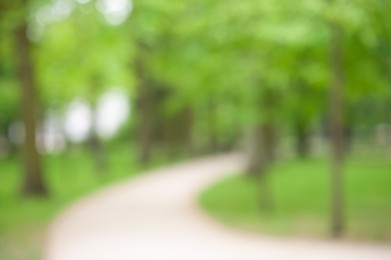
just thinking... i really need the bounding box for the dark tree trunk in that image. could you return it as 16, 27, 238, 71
246, 122, 275, 212
258, 166, 273, 212
343, 124, 353, 154
246, 125, 266, 177
262, 123, 277, 163
246, 88, 278, 212
295, 121, 311, 158
15, 21, 47, 196
135, 54, 154, 165
329, 21, 345, 238
87, 132, 108, 174
182, 107, 194, 156
87, 97, 109, 174
259, 122, 276, 212
207, 99, 219, 153
163, 106, 194, 158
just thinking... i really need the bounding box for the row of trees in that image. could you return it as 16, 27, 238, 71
1, 0, 390, 238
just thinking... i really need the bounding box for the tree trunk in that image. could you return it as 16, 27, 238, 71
246, 125, 266, 177
295, 121, 311, 158
246, 122, 275, 212
262, 123, 277, 163
207, 99, 218, 153
15, 21, 47, 196
87, 132, 108, 174
163, 107, 193, 158
182, 107, 194, 156
87, 96, 109, 174
246, 87, 278, 212
329, 21, 345, 238
135, 54, 153, 165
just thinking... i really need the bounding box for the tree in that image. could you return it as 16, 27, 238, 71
15, 4, 47, 196
328, 18, 345, 237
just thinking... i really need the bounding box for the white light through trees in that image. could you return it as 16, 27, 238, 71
95, 89, 130, 139
76, 0, 90, 4
64, 99, 93, 143
96, 0, 133, 26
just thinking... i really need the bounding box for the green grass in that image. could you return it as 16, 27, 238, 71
200, 155, 391, 242
0, 144, 168, 260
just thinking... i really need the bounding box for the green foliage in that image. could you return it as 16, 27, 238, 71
0, 0, 390, 136
34, 1, 133, 109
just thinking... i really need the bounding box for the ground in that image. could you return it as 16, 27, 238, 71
200, 156, 391, 241
45, 154, 391, 260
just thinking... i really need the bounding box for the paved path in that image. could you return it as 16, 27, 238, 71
45, 154, 391, 260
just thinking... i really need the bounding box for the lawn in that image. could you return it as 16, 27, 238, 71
0, 144, 167, 260
200, 153, 391, 242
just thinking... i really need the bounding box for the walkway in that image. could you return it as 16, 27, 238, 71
45, 154, 391, 260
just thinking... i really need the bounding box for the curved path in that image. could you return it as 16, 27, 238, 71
45, 154, 391, 260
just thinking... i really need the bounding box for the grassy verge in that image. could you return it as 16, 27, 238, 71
0, 144, 169, 260
200, 154, 391, 242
